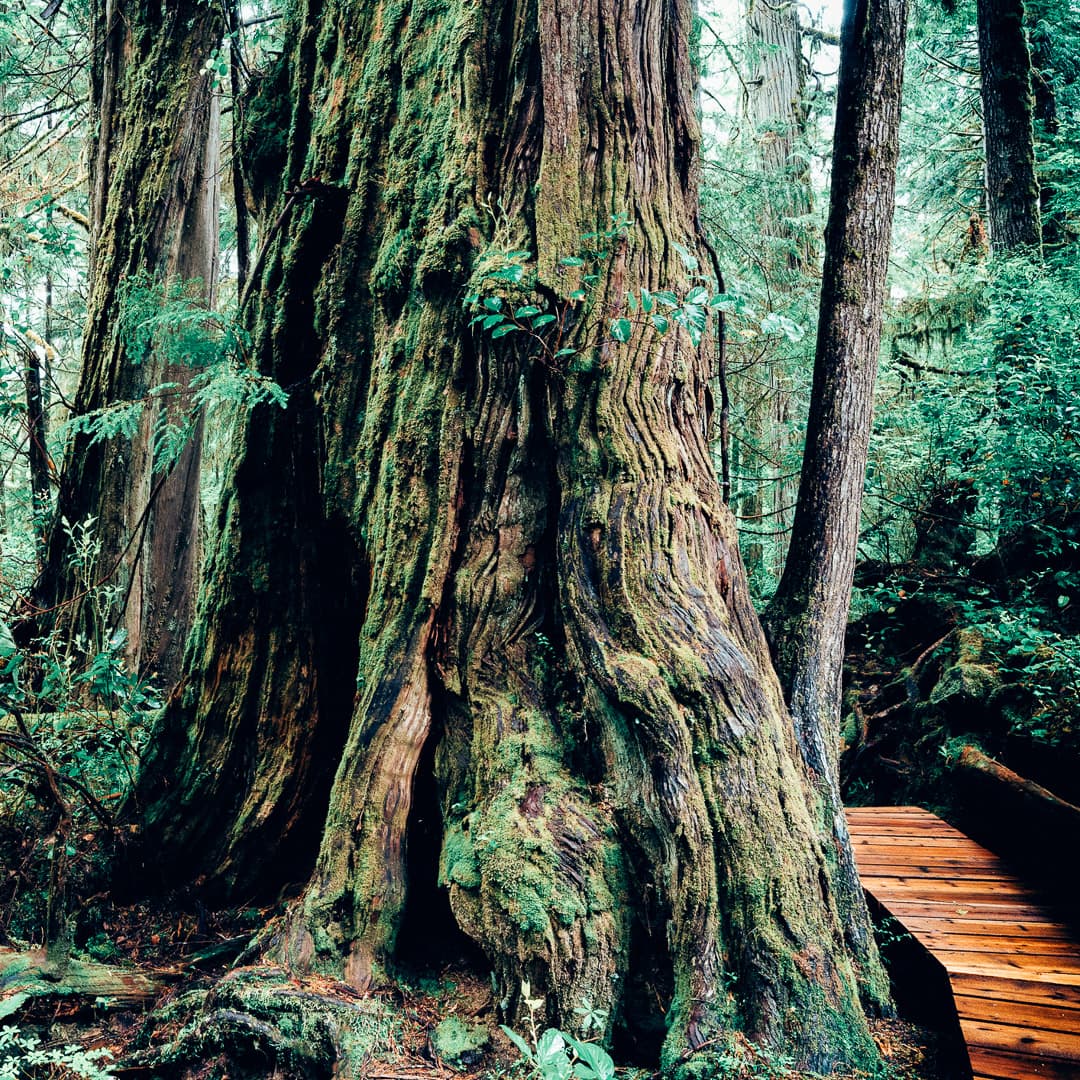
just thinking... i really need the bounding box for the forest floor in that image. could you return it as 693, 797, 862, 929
1, 894, 971, 1080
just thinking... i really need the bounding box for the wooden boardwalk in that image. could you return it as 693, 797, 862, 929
845, 806, 1080, 1080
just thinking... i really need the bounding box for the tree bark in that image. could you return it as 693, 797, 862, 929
32, 0, 221, 684
131, 0, 882, 1071
977, 0, 1042, 253
22, 340, 50, 570
744, 0, 812, 262
735, 0, 811, 580
764, 0, 907, 1011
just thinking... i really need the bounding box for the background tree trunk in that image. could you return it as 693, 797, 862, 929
22, 341, 50, 570
763, 0, 907, 1011
32, 0, 221, 684
735, 0, 811, 581
131, 0, 882, 1071
977, 0, 1042, 253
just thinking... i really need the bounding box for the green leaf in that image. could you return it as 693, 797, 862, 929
492, 265, 525, 284
626, 291, 638, 313
672, 239, 699, 270
554, 348, 577, 358
536, 1030, 573, 1079
482, 313, 506, 329
532, 313, 557, 329
651, 314, 670, 333
559, 256, 585, 267
567, 1038, 615, 1080
640, 289, 654, 313
610, 318, 633, 343
483, 296, 503, 312
490, 323, 517, 339
514, 305, 541, 318
685, 285, 708, 304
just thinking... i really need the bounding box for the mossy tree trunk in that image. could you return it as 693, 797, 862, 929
32, 0, 221, 684
763, 0, 907, 1011
977, 0, 1042, 253
133, 0, 882, 1071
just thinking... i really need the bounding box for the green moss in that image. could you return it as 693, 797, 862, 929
440, 821, 481, 890
431, 1016, 489, 1067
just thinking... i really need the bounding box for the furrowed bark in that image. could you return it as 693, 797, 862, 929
132, 0, 883, 1070
764, 0, 907, 1011
31, 0, 222, 685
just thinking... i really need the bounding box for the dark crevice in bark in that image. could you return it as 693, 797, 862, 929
610, 848, 675, 1068
397, 709, 484, 972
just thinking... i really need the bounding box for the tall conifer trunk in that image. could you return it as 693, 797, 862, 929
33, 0, 221, 684
736, 0, 811, 579
764, 0, 907, 1011
133, 0, 882, 1070
977, 0, 1042, 253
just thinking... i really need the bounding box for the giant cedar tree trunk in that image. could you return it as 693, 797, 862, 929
764, 0, 906, 1011
977, 0, 1042, 252
132, 0, 881, 1070
33, 0, 221, 684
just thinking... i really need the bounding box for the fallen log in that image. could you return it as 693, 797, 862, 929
0, 948, 162, 1019
953, 743, 1080, 829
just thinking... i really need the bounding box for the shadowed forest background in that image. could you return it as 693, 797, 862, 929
1, 0, 1079, 1076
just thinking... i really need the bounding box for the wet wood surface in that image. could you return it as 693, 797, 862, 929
846, 805, 1080, 1080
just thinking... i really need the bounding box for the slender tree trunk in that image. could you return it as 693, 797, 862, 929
23, 343, 50, 570
977, 0, 1042, 253
32, 0, 221, 682
764, 0, 907, 1011
131, 0, 882, 1071
734, 0, 810, 581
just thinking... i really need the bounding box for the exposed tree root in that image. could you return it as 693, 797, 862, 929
123, 967, 394, 1079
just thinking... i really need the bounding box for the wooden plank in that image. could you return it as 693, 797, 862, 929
881, 898, 1067, 924
941, 963, 1080, 989
967, 1046, 1080, 1080
914, 934, 1080, 957
855, 856, 1006, 870
878, 899, 1066, 921
951, 972, 1080, 1011
961, 1018, 1080, 1061
865, 880, 1042, 902
846, 807, 957, 820
898, 917, 1076, 941
851, 832, 993, 847
849, 823, 963, 837
842, 812, 954, 820
954, 995, 1080, 1035
848, 808, 1080, 1079
858, 865, 1018, 882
